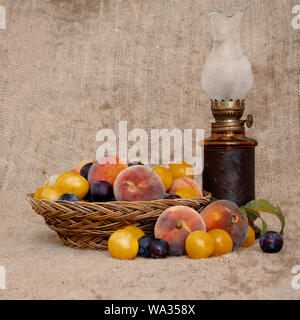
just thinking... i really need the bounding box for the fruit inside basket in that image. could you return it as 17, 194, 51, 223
28, 156, 212, 249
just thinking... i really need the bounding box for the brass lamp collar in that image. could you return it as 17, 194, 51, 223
211, 99, 253, 133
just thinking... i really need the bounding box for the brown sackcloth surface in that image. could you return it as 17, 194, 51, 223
0, 0, 299, 299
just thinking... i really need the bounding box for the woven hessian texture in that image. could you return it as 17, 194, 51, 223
0, 0, 299, 299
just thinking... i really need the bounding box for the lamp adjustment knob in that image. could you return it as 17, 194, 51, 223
245, 114, 253, 128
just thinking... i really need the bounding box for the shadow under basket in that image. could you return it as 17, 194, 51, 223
26, 191, 212, 250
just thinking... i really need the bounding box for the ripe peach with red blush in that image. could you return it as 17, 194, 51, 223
169, 177, 203, 197
88, 155, 127, 187
200, 200, 248, 249
154, 205, 206, 256
113, 166, 166, 201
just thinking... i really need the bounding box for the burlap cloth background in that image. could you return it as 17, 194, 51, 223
0, 0, 299, 299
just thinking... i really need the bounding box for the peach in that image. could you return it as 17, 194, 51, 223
169, 177, 203, 197
154, 206, 206, 256
200, 200, 248, 249
113, 166, 165, 201
88, 155, 127, 187
72, 160, 92, 175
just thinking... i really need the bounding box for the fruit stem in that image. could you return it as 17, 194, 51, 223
232, 214, 238, 223
176, 221, 183, 229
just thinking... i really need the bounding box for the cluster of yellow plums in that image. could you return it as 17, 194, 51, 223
185, 226, 255, 259
107, 224, 255, 260
34, 171, 89, 201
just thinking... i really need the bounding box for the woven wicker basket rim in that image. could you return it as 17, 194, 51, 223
26, 191, 212, 250
26, 191, 211, 205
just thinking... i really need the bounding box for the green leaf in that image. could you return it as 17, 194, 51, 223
240, 206, 267, 236
244, 199, 285, 235
240, 206, 257, 222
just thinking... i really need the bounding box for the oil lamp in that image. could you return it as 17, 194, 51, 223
201, 8, 257, 206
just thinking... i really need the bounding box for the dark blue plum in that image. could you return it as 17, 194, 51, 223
58, 193, 79, 202
164, 194, 181, 199
91, 180, 114, 202
149, 238, 169, 258
128, 161, 144, 167
80, 162, 93, 180
259, 231, 283, 253
138, 235, 154, 258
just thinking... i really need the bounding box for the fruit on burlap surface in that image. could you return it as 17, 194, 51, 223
154, 205, 206, 256
200, 200, 248, 249
108, 229, 139, 260
185, 231, 214, 259
241, 225, 256, 248
123, 226, 145, 240
208, 229, 233, 256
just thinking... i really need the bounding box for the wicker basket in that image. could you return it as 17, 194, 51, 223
26, 191, 212, 250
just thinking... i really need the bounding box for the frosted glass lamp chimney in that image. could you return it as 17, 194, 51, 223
201, 9, 253, 102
